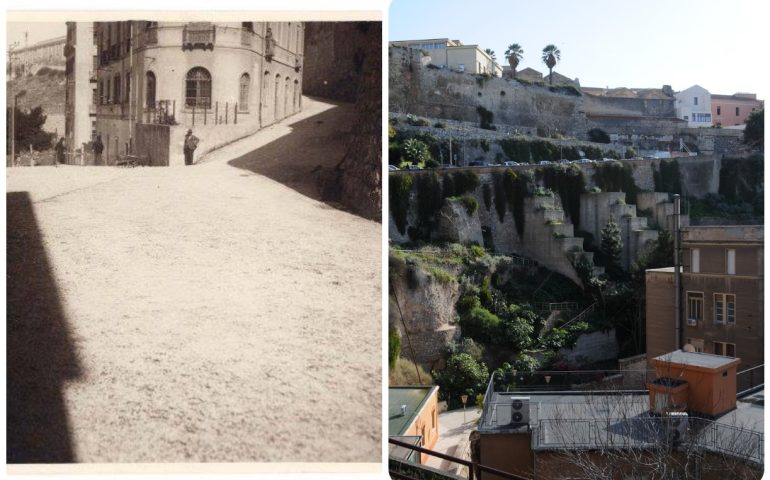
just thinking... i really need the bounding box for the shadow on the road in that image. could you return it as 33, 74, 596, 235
7, 192, 82, 463
227, 101, 355, 203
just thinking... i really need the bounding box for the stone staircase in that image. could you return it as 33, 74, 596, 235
580, 192, 662, 270
521, 195, 604, 285
636, 192, 691, 233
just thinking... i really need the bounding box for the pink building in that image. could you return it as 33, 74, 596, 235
710, 93, 763, 127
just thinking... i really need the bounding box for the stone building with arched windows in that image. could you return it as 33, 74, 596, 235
88, 21, 304, 166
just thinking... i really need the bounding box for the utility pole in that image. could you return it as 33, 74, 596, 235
673, 194, 682, 350
448, 128, 453, 166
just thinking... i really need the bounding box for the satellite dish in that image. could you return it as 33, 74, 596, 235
683, 344, 696, 353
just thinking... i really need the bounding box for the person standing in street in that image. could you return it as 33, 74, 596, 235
184, 129, 199, 166
94, 134, 104, 166
55, 138, 65, 165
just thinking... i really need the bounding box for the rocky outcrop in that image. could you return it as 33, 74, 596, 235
389, 259, 461, 367
434, 199, 484, 245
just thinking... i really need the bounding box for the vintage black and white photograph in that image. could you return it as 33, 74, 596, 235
6, 12, 382, 467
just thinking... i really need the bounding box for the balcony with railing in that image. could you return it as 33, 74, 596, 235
182, 23, 215, 51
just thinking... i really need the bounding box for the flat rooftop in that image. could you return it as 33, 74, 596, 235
389, 386, 437, 436
654, 350, 740, 370
682, 225, 764, 243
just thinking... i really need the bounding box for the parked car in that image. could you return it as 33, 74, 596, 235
388, 165, 400, 171
405, 164, 422, 170
469, 161, 485, 167
577, 159, 593, 164
503, 161, 520, 166
538, 160, 553, 165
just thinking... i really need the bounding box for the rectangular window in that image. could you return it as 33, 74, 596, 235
684, 115, 689, 121
687, 292, 703, 325
714, 341, 736, 357
727, 249, 736, 274
694, 97, 698, 105
717, 106, 721, 115
691, 248, 700, 273
736, 107, 740, 116
113, 74, 121, 104
714, 293, 736, 324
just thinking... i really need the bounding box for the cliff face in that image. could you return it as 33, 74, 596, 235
313, 22, 382, 220
389, 258, 460, 367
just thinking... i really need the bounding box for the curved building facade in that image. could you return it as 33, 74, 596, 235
91, 21, 304, 166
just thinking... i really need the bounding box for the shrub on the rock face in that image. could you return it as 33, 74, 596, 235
587, 128, 611, 144
389, 174, 413, 235
432, 353, 489, 403
388, 328, 401, 369
460, 306, 500, 344
448, 195, 479, 216
402, 138, 432, 165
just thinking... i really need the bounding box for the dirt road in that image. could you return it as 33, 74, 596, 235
6, 98, 381, 463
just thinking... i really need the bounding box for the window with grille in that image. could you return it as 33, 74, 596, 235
113, 74, 121, 104
239, 73, 250, 111
687, 292, 703, 325
714, 293, 736, 324
185, 67, 211, 108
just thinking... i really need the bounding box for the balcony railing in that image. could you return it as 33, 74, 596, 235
183, 24, 215, 51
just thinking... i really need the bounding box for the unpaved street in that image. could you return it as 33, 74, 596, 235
6, 98, 381, 463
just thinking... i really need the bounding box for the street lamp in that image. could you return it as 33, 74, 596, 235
11, 89, 27, 167
461, 394, 469, 423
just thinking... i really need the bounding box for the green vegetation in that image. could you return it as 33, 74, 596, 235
505, 43, 524, 78
593, 161, 639, 203
405, 114, 430, 127
402, 138, 432, 166
476, 106, 496, 130
390, 357, 433, 386
625, 147, 638, 159
6, 106, 55, 154
718, 156, 764, 217
389, 174, 413, 235
388, 328, 401, 369
541, 44, 561, 85
448, 195, 479, 216
538, 163, 586, 228
587, 128, 611, 144
653, 159, 681, 194
482, 183, 492, 211
432, 353, 489, 407
600, 215, 623, 271
743, 109, 763, 149
688, 193, 761, 221
491, 169, 530, 235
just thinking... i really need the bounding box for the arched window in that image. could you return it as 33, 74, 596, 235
146, 71, 156, 108
185, 67, 211, 108
239, 73, 250, 111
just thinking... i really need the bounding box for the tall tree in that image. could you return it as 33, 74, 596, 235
483, 48, 496, 62
743, 108, 764, 150
541, 44, 561, 85
505, 43, 524, 78
601, 215, 623, 268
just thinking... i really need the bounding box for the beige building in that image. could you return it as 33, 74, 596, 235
389, 38, 502, 76
645, 225, 763, 391
89, 21, 304, 166
64, 22, 97, 163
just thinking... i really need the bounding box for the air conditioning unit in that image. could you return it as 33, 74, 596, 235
508, 396, 530, 426
664, 411, 688, 444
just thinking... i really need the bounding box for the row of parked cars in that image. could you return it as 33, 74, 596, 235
389, 158, 626, 171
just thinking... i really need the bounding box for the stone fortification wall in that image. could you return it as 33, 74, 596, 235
558, 329, 619, 364
583, 93, 676, 118
389, 46, 589, 138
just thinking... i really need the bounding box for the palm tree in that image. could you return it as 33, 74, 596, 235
541, 44, 561, 85
504, 43, 524, 78
484, 48, 496, 62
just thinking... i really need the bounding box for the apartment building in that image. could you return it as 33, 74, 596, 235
710, 93, 764, 127
88, 21, 303, 166
674, 84, 712, 127
389, 38, 502, 76
646, 226, 764, 379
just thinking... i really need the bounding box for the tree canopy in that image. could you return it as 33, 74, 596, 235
541, 44, 561, 85
743, 108, 764, 150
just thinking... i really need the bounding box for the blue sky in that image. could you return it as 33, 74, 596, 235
390, 0, 769, 99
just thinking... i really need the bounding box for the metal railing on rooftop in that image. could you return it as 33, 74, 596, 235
531, 416, 763, 465
388, 437, 531, 480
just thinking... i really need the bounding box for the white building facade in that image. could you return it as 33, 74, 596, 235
675, 84, 712, 127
